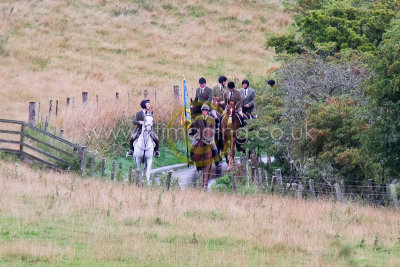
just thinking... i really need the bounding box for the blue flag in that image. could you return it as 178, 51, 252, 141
183, 76, 191, 128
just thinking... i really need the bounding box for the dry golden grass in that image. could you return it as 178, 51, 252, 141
0, 0, 290, 127
0, 160, 399, 266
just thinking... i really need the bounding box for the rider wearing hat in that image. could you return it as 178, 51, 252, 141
212, 75, 227, 111
223, 81, 246, 126
240, 79, 256, 118
194, 77, 220, 119
188, 104, 218, 161
127, 99, 160, 157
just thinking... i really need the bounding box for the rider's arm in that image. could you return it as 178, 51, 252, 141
206, 88, 213, 102
246, 90, 255, 108
194, 88, 199, 101
133, 112, 144, 126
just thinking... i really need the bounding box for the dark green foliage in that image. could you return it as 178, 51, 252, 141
266, 35, 304, 54
366, 18, 400, 177
266, 0, 400, 55
298, 97, 376, 183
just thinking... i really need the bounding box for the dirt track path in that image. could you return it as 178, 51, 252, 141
151, 156, 271, 189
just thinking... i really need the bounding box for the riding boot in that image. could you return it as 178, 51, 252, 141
127, 136, 137, 157
150, 131, 160, 157
237, 113, 247, 127
130, 138, 134, 152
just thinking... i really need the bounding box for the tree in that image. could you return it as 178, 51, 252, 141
266, 0, 399, 55
366, 18, 400, 178
275, 52, 372, 182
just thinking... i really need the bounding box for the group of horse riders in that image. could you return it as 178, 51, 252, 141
189, 76, 260, 162
126, 76, 272, 160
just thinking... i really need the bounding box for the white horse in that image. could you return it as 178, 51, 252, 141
134, 113, 154, 185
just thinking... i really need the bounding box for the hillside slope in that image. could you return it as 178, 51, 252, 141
0, 0, 290, 120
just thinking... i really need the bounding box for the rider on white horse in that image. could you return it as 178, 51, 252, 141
127, 99, 160, 158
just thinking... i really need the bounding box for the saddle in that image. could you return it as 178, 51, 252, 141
222, 112, 246, 127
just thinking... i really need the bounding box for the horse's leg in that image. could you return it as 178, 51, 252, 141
134, 155, 142, 185
223, 129, 230, 165
228, 136, 236, 169
145, 156, 153, 186
203, 164, 211, 191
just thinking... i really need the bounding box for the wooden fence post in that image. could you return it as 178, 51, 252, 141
55, 100, 59, 116
368, 179, 374, 202
101, 158, 105, 178
110, 161, 115, 180
166, 170, 172, 190
44, 116, 49, 131
80, 146, 87, 176
275, 169, 283, 193
334, 179, 343, 203
257, 168, 263, 189
129, 166, 133, 183
251, 166, 256, 184
66, 98, 70, 109
37, 102, 41, 122
240, 154, 248, 179
19, 124, 25, 155
135, 170, 141, 186
60, 129, 64, 138
40, 115, 44, 129
118, 162, 123, 180
116, 92, 119, 102
390, 183, 398, 210
232, 173, 236, 193
309, 179, 316, 200
296, 182, 303, 199
263, 170, 268, 188
49, 100, 53, 122
174, 86, 179, 99
271, 176, 276, 192
28, 102, 36, 125
82, 92, 88, 104
91, 154, 96, 177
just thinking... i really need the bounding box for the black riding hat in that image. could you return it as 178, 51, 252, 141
267, 79, 275, 86
199, 77, 206, 84
242, 79, 249, 86
227, 81, 235, 89
218, 76, 227, 83
140, 99, 150, 109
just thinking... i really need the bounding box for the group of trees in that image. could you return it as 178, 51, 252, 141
252, 0, 400, 186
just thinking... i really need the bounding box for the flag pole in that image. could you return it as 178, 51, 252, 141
183, 76, 190, 167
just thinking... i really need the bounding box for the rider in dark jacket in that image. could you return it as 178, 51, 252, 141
127, 99, 160, 157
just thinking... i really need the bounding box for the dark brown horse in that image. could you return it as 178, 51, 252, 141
221, 102, 245, 170
190, 100, 223, 160
188, 118, 214, 189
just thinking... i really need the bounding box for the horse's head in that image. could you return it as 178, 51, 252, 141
225, 101, 236, 117
212, 97, 221, 107
143, 112, 154, 132
190, 99, 202, 119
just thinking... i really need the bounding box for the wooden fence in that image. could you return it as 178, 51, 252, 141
0, 118, 81, 171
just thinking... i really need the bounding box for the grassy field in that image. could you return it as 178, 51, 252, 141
0, 0, 289, 123
0, 160, 399, 266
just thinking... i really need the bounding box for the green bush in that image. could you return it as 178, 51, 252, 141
266, 0, 400, 55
